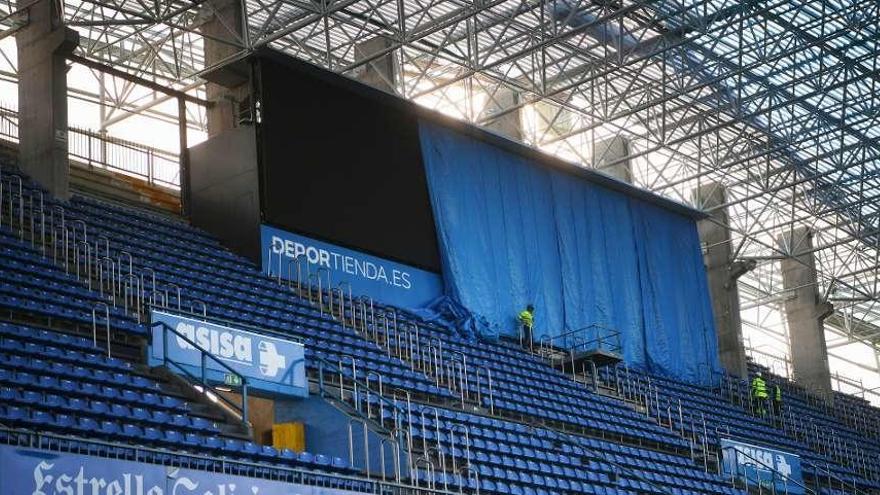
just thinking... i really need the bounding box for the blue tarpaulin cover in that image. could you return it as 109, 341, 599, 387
419, 121, 720, 384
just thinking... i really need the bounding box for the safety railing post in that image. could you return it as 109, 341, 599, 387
449, 424, 471, 475
162, 324, 169, 368
476, 366, 494, 414
265, 246, 275, 278
98, 257, 116, 304
318, 360, 326, 397
122, 273, 142, 323
141, 267, 157, 305
365, 371, 384, 421
347, 418, 370, 479
74, 240, 93, 290
201, 352, 207, 385
379, 436, 401, 483
165, 283, 182, 311
190, 299, 207, 317
338, 355, 358, 408
241, 382, 249, 425
92, 302, 111, 356
414, 456, 435, 490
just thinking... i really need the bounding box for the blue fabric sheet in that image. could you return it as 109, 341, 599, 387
419, 121, 721, 384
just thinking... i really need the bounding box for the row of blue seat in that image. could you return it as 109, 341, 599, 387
607, 366, 879, 489
2, 164, 872, 495
59, 187, 751, 494
0, 404, 351, 473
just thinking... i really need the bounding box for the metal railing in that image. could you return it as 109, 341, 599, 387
802, 458, 872, 495
0, 104, 180, 188
538, 419, 676, 495
314, 355, 481, 494
151, 320, 250, 427
537, 323, 623, 357
717, 373, 880, 481
604, 367, 719, 472
316, 356, 410, 481
277, 265, 496, 413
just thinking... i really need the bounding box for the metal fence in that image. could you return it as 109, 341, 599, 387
0, 104, 180, 189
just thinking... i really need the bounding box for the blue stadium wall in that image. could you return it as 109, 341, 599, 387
194, 49, 721, 385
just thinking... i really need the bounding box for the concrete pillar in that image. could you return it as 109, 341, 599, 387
202, 0, 250, 137
593, 136, 632, 182
778, 226, 833, 396
354, 37, 398, 94
15, 0, 79, 198
483, 86, 522, 141
694, 182, 751, 378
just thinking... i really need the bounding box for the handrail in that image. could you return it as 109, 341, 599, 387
91, 302, 110, 357
122, 273, 142, 323
97, 256, 116, 300
379, 435, 403, 483
413, 456, 436, 490
474, 365, 495, 414
457, 465, 480, 495
348, 418, 371, 478
74, 239, 93, 289
544, 323, 618, 343
537, 418, 676, 494
315, 355, 403, 432
164, 283, 183, 311
801, 458, 872, 495
141, 267, 157, 304
95, 234, 111, 259
1, 106, 178, 188
151, 320, 250, 427
539, 323, 623, 355
313, 356, 423, 483
720, 444, 816, 495
716, 372, 875, 482
190, 299, 208, 317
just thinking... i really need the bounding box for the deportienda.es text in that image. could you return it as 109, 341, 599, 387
271, 236, 411, 289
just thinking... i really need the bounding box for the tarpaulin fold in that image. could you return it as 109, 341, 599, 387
419, 121, 721, 384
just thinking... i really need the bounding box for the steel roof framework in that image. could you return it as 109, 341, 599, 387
2, 0, 880, 387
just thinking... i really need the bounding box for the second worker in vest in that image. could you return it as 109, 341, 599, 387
771, 383, 783, 418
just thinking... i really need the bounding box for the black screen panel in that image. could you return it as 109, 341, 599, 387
257, 54, 441, 271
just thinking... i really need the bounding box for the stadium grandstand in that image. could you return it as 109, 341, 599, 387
1, 0, 880, 494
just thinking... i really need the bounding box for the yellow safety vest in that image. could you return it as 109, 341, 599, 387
518, 310, 534, 327
751, 377, 768, 399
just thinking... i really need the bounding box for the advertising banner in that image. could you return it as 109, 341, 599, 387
0, 445, 366, 495
150, 310, 307, 398
261, 224, 443, 309
1, 446, 167, 495
720, 438, 804, 495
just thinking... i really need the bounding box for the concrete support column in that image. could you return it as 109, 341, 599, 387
778, 227, 833, 396
354, 36, 398, 94
202, 0, 249, 137
15, 0, 79, 198
593, 136, 632, 183
483, 86, 522, 141
694, 182, 751, 378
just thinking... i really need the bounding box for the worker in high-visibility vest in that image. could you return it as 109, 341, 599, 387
517, 305, 535, 350
772, 383, 783, 417
751, 372, 769, 417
